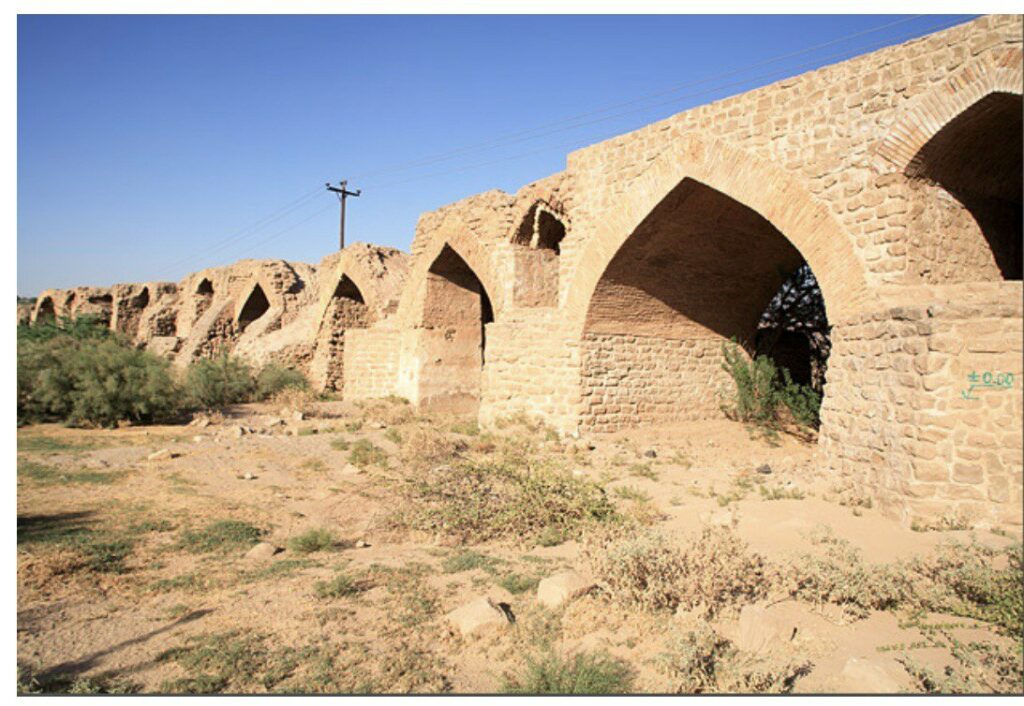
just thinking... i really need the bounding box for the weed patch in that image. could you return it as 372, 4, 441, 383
179, 520, 264, 554
502, 651, 634, 694
390, 460, 617, 545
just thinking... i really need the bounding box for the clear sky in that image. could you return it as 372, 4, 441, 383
17, 13, 976, 296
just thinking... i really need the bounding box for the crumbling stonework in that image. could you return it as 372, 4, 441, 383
27, 15, 1023, 529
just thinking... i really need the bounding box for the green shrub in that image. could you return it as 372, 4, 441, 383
720, 341, 821, 431
910, 541, 1023, 637
254, 364, 308, 400
18, 331, 180, 427
286, 528, 337, 554
314, 572, 368, 599
502, 651, 634, 694
179, 520, 264, 553
782, 528, 910, 619
184, 355, 256, 409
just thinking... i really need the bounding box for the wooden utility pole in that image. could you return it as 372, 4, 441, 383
325, 180, 361, 250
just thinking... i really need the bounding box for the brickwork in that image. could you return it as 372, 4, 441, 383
343, 327, 403, 400
580, 334, 731, 432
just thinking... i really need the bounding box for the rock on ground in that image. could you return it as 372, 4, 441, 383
245, 542, 281, 562
445, 597, 512, 638
838, 656, 905, 693
536, 571, 595, 609
734, 603, 797, 654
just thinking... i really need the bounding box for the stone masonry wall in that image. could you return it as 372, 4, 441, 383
343, 327, 402, 400
821, 283, 1023, 528
479, 313, 582, 432
579, 334, 732, 433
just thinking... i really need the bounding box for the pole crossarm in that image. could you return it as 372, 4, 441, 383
325, 180, 361, 250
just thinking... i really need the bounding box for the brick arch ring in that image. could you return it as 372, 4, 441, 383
561, 132, 872, 336
234, 276, 280, 323
313, 255, 383, 325
872, 47, 1023, 174
395, 227, 503, 327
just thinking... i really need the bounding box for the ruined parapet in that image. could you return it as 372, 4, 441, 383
176, 259, 318, 368
69, 287, 114, 326
111, 282, 178, 342
17, 301, 33, 326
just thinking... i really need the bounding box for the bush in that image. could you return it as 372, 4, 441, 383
184, 355, 256, 409
502, 651, 634, 694
255, 364, 308, 401
659, 626, 810, 694
583, 526, 770, 616
286, 528, 337, 554
720, 341, 821, 431
391, 459, 618, 545
781, 528, 910, 619
18, 328, 180, 427
909, 541, 1023, 637
314, 572, 369, 599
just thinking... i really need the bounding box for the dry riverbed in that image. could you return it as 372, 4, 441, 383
16, 398, 1023, 694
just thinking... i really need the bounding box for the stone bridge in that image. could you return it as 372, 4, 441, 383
29, 15, 1023, 528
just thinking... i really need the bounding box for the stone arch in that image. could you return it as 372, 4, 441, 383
414, 243, 495, 414
237, 283, 271, 333
875, 51, 1023, 281
397, 228, 502, 328
34, 296, 56, 324
873, 48, 1023, 173
309, 271, 375, 392
510, 200, 569, 308
566, 133, 867, 433
63, 291, 77, 319
194, 277, 215, 322
564, 133, 869, 334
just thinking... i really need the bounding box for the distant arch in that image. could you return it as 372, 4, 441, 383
874, 48, 1023, 173
237, 283, 270, 332
35, 297, 55, 324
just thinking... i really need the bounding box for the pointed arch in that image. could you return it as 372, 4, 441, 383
564, 132, 870, 335
413, 243, 495, 414
237, 283, 270, 332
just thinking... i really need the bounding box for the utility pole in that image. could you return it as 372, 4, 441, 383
325, 180, 361, 250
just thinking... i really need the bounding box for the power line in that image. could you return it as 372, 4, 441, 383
154, 186, 325, 279
363, 14, 973, 191
349, 14, 946, 183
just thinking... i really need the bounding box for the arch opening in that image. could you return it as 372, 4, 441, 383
419, 244, 493, 414
512, 203, 566, 307
238, 284, 270, 333
36, 297, 56, 325
313, 275, 373, 392
194, 278, 215, 321
581, 178, 830, 432
908, 92, 1023, 280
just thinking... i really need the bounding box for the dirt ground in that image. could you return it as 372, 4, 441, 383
16, 399, 1023, 694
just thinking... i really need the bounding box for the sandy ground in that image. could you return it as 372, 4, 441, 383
16, 400, 1021, 694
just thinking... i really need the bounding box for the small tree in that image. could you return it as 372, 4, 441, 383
720, 341, 821, 433
184, 354, 256, 410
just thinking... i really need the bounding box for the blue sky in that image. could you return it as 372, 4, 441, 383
17, 14, 974, 295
